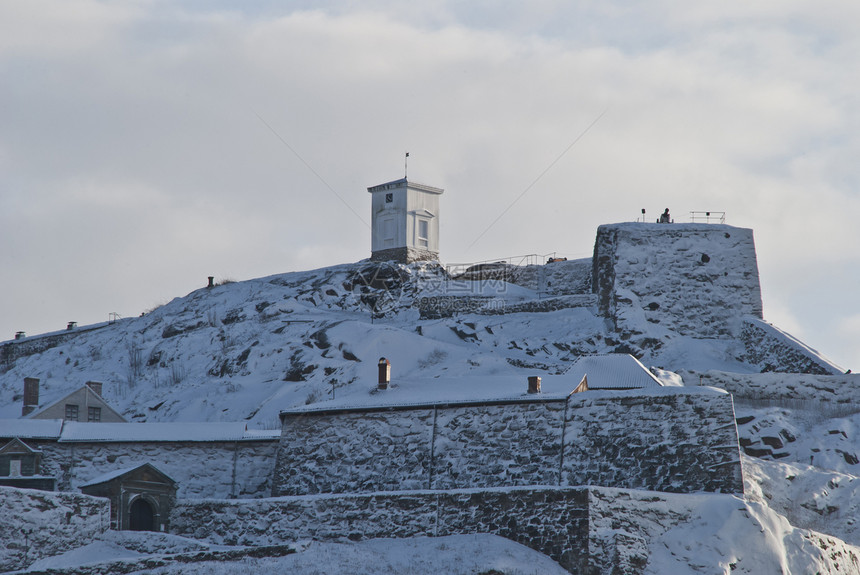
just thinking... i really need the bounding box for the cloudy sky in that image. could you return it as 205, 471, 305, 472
1, 1, 857, 370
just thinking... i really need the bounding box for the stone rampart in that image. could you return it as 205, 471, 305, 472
0, 485, 109, 571
35, 439, 277, 499
273, 388, 744, 497
171, 487, 590, 574
739, 318, 843, 375
592, 223, 763, 338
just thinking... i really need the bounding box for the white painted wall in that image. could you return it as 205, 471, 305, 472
369, 179, 442, 254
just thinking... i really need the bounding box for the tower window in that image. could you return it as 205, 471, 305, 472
418, 219, 429, 248
385, 193, 393, 203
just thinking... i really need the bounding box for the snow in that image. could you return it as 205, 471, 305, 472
58, 421, 251, 442
0, 418, 63, 439
78, 463, 173, 488
2, 225, 858, 573
563, 353, 663, 389
14, 534, 571, 575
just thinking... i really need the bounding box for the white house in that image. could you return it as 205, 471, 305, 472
368, 178, 443, 263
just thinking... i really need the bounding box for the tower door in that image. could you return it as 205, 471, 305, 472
129, 497, 155, 531
381, 217, 395, 248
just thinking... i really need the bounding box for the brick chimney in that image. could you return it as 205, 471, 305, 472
527, 376, 541, 394
22, 377, 39, 416
378, 357, 391, 390
86, 381, 103, 397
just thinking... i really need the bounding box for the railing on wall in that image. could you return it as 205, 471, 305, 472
446, 253, 559, 276
689, 211, 726, 224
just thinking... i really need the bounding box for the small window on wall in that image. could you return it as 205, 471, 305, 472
417, 219, 429, 248
65, 404, 79, 421
88, 407, 101, 422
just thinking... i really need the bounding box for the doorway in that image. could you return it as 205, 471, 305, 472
129, 497, 155, 531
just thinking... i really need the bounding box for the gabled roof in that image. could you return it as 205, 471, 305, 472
564, 354, 663, 390
25, 384, 127, 422
0, 437, 41, 454
79, 462, 176, 488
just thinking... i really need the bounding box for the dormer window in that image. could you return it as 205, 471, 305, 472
65, 404, 79, 421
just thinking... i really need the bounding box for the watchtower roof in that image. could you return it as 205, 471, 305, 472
367, 178, 444, 195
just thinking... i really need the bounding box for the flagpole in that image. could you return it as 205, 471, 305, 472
404, 152, 409, 179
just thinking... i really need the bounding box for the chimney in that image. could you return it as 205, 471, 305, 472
86, 381, 103, 397
527, 376, 541, 394
378, 357, 391, 390
22, 377, 39, 416
208, 276, 215, 288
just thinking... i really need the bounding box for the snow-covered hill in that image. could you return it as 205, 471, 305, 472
3, 223, 857, 574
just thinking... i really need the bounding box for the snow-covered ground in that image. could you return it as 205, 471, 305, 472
2, 251, 857, 573
20, 533, 572, 575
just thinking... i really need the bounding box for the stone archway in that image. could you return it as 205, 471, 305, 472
129, 497, 155, 531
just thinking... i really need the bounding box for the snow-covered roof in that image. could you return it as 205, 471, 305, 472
78, 462, 175, 488
564, 354, 663, 390
0, 419, 280, 442
282, 375, 572, 416
59, 421, 260, 443
0, 418, 63, 439
282, 355, 667, 417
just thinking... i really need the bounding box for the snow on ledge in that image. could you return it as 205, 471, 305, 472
59, 421, 270, 443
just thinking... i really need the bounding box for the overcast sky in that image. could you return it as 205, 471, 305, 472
1, 1, 857, 370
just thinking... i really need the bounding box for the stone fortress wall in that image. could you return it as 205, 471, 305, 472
592, 223, 764, 339
13, 438, 278, 499
272, 388, 744, 497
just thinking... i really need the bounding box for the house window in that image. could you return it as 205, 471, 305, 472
9, 460, 21, 477
88, 407, 101, 423
65, 404, 79, 421
417, 219, 429, 248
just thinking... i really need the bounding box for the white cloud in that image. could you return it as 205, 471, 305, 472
0, 2, 857, 369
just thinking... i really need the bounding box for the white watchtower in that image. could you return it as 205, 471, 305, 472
368, 178, 444, 263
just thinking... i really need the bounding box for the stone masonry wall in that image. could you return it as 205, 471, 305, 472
562, 392, 744, 493
37, 440, 278, 499
171, 487, 590, 574
273, 389, 744, 497
0, 485, 109, 572
274, 410, 435, 496
592, 223, 763, 338
739, 318, 843, 375
431, 401, 565, 489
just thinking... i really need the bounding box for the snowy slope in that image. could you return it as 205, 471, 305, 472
2, 252, 857, 574
0, 257, 816, 427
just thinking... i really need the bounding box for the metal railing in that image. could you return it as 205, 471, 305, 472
689, 211, 726, 224
446, 253, 559, 276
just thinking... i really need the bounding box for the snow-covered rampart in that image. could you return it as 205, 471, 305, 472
739, 317, 844, 374
171, 486, 591, 574
592, 223, 763, 338
0, 485, 109, 572
273, 388, 743, 497
31, 439, 278, 499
